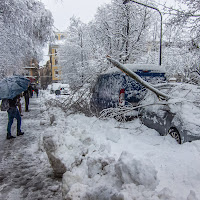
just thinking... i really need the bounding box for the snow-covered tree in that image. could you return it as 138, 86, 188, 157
59, 17, 87, 87
59, 16, 109, 89
0, 0, 54, 78
164, 0, 199, 44
90, 0, 153, 63
158, 0, 200, 82
59, 0, 154, 88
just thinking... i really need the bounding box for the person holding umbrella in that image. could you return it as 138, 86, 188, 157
7, 95, 24, 139
0, 75, 30, 139
16, 94, 23, 116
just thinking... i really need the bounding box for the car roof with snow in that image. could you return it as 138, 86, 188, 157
154, 83, 200, 101
104, 64, 166, 74
50, 83, 70, 90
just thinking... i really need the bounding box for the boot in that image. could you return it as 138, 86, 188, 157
7, 134, 16, 140
17, 131, 24, 136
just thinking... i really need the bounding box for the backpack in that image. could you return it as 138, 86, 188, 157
1, 99, 10, 111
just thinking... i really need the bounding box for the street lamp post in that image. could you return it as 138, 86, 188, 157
123, 0, 163, 66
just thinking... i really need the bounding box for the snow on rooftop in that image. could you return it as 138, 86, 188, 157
53, 39, 66, 46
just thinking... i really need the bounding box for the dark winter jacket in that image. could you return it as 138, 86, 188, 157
8, 95, 19, 108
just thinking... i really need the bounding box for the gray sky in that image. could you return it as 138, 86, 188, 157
40, 0, 111, 31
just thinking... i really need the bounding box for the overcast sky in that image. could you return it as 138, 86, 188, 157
40, 0, 111, 31
40, 0, 177, 31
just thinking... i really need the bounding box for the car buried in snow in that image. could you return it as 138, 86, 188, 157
139, 83, 200, 144
90, 64, 166, 115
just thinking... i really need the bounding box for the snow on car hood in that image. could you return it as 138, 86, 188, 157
168, 84, 200, 132
141, 83, 200, 135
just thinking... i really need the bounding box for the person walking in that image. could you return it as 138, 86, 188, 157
17, 94, 23, 116
23, 89, 29, 112
7, 95, 24, 139
34, 85, 39, 97
28, 85, 33, 98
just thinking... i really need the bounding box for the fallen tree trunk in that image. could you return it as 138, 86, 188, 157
106, 56, 170, 100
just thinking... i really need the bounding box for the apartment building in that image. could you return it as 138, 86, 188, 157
23, 59, 39, 83
49, 32, 66, 82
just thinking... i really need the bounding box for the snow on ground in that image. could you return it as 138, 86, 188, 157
41, 90, 200, 200
1, 90, 200, 200
0, 94, 62, 200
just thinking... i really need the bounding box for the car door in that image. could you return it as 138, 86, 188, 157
141, 104, 174, 136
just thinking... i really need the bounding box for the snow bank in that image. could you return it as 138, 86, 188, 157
115, 151, 158, 190
40, 90, 200, 200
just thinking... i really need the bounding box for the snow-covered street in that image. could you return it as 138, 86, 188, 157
1, 92, 200, 200
0, 96, 62, 200
1, 0, 199, 199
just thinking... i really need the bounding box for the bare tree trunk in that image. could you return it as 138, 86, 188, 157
106, 56, 170, 100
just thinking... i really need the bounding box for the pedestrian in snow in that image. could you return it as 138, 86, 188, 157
28, 85, 33, 98
17, 94, 23, 116
7, 95, 24, 139
34, 85, 39, 97
23, 89, 29, 112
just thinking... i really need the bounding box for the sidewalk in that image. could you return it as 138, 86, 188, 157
0, 96, 62, 200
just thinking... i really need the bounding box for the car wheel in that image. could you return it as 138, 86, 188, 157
168, 128, 181, 144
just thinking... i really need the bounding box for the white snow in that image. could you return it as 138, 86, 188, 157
1, 89, 200, 199
141, 83, 200, 137
0, 94, 62, 199
40, 89, 200, 200
47, 83, 70, 92
105, 63, 166, 74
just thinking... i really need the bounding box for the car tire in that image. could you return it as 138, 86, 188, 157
168, 128, 181, 144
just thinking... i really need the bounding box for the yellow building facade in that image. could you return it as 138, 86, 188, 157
23, 59, 39, 83
49, 32, 66, 82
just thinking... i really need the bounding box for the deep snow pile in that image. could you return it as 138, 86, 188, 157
40, 90, 200, 200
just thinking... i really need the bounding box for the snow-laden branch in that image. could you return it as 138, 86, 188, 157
99, 102, 167, 120
106, 56, 170, 100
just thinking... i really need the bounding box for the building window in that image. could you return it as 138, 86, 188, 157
54, 70, 60, 78
61, 35, 65, 40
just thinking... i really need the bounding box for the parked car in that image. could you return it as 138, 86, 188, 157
49, 83, 61, 94
59, 84, 70, 95
90, 64, 166, 115
48, 83, 70, 95
60, 87, 69, 95
139, 83, 200, 144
